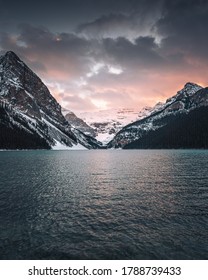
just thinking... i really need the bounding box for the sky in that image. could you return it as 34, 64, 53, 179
0, 0, 208, 113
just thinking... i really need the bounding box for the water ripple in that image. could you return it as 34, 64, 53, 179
0, 150, 208, 259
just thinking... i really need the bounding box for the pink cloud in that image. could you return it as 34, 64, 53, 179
1, 24, 208, 113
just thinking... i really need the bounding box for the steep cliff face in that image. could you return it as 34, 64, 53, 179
62, 108, 96, 138
108, 83, 208, 149
0, 103, 51, 149
0, 51, 65, 123
0, 51, 101, 149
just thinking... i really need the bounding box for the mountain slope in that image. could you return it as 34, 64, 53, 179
0, 51, 101, 149
62, 108, 96, 138
108, 83, 208, 149
77, 105, 174, 144
0, 102, 51, 149
124, 106, 208, 149
78, 108, 143, 144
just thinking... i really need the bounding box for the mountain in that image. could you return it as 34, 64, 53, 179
78, 108, 145, 144
70, 104, 180, 145
62, 108, 96, 138
62, 106, 159, 145
0, 51, 101, 150
107, 82, 208, 149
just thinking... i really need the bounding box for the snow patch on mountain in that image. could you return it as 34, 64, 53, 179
108, 82, 205, 148
61, 105, 167, 145
0, 51, 101, 150
77, 108, 149, 144
52, 140, 87, 150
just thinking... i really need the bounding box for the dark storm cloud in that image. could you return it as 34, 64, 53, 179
0, 24, 94, 78
1, 0, 208, 112
0, 0, 163, 33
102, 36, 163, 68
0, 23, 164, 77
77, 11, 160, 39
157, 0, 208, 59
78, 13, 133, 37
18, 24, 91, 55
77, 0, 163, 39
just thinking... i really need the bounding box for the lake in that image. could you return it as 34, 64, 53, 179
0, 150, 207, 259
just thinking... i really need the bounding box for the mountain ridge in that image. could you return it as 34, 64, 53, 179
1, 51, 207, 150
107, 82, 208, 149
0, 51, 101, 150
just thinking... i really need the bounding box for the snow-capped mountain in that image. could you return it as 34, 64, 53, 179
77, 105, 171, 144
77, 108, 147, 144
62, 108, 96, 138
0, 51, 101, 150
2, 51, 206, 150
62, 106, 159, 145
108, 82, 208, 149
66, 105, 172, 144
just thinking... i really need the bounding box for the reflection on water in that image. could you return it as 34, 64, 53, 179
0, 150, 208, 259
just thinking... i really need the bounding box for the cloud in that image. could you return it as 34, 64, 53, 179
90, 89, 134, 109
0, 24, 94, 80
102, 36, 163, 69
62, 94, 96, 111
1, 0, 208, 114
78, 13, 138, 39
77, 5, 163, 41
156, 0, 208, 61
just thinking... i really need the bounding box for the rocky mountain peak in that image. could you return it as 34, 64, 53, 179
62, 109, 96, 138
0, 51, 24, 70
108, 82, 208, 149
177, 82, 202, 97
0, 51, 101, 149
184, 82, 200, 88
0, 50, 67, 124
166, 82, 202, 104
4, 51, 21, 62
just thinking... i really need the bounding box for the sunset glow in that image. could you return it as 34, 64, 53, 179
0, 0, 208, 114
